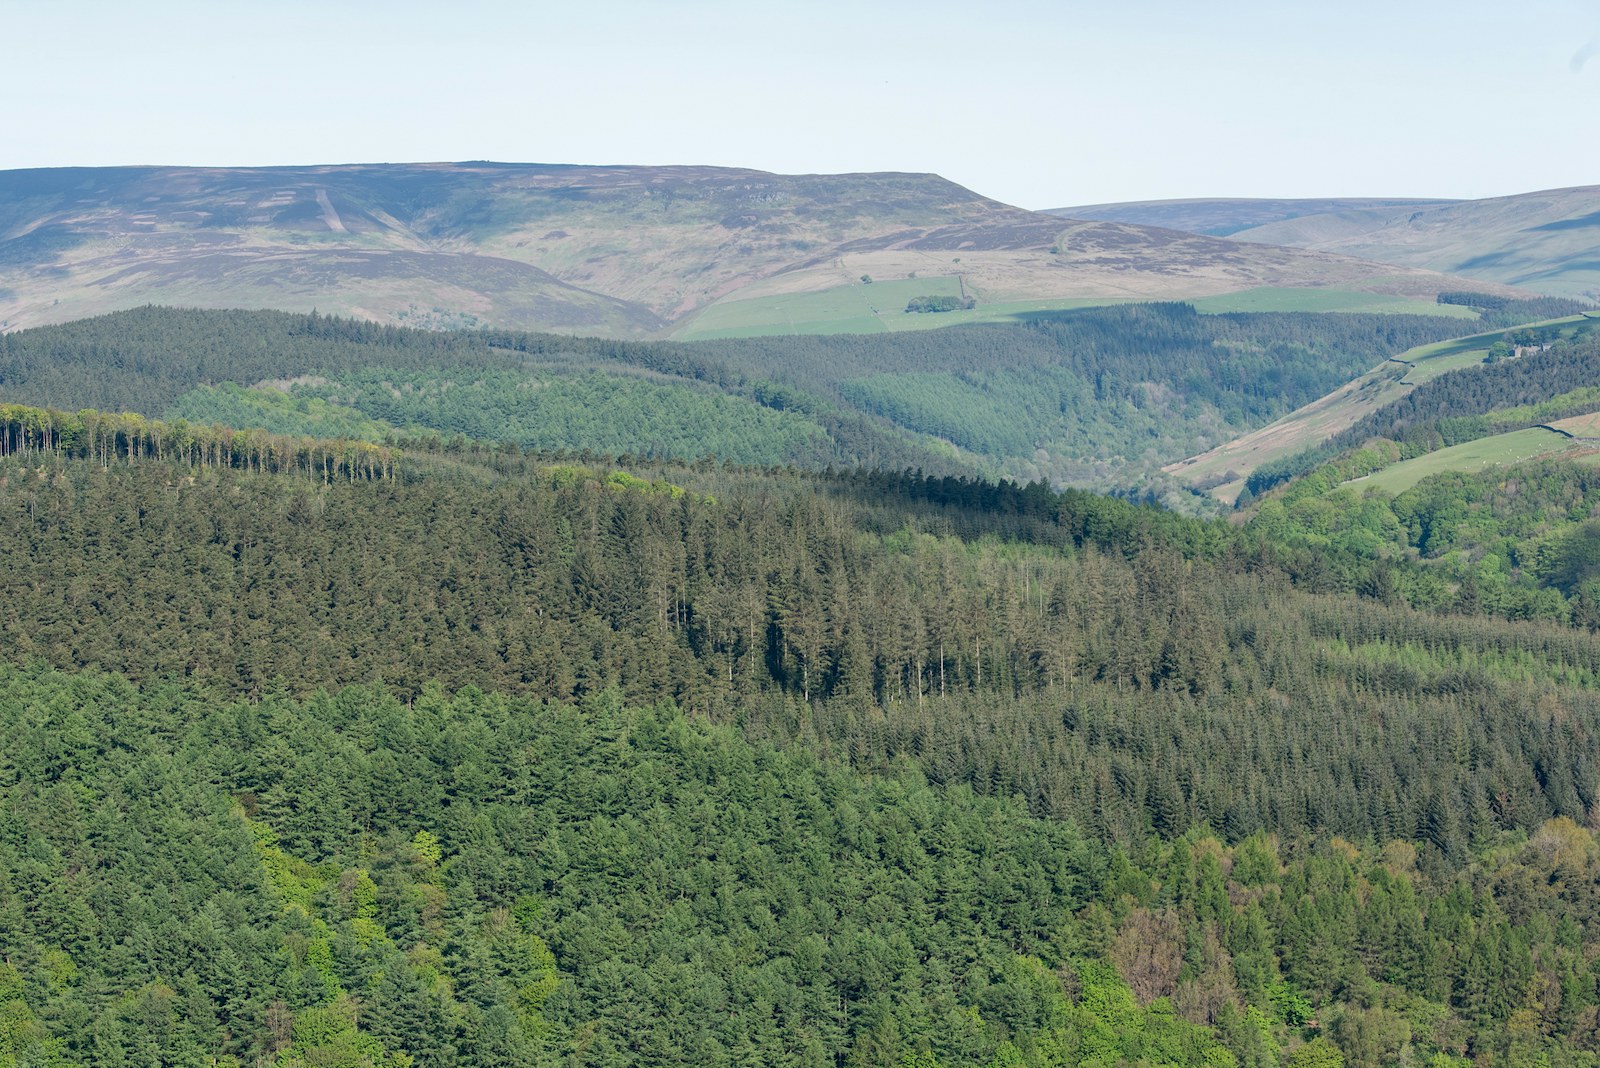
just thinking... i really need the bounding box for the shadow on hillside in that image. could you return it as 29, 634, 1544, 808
0, 226, 88, 267
1007, 307, 1110, 326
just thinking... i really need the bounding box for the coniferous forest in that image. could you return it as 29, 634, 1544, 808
6, 303, 1571, 494
4, 304, 1600, 1067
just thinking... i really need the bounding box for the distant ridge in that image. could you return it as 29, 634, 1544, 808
1046, 197, 1457, 236
1052, 187, 1600, 301
1229, 185, 1600, 300
0, 162, 1523, 336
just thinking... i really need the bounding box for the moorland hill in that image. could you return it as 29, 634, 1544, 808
0, 162, 1522, 337
1058, 186, 1600, 301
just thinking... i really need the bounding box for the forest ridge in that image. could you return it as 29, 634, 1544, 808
6, 302, 1581, 497
3, 404, 1600, 1064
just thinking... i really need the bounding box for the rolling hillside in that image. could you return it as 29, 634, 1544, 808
1045, 197, 1456, 236
1224, 187, 1600, 300
0, 304, 1511, 493
1167, 312, 1600, 500
0, 163, 1522, 337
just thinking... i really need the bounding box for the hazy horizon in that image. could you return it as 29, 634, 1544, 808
5, 0, 1595, 210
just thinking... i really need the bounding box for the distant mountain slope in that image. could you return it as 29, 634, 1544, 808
1045, 197, 1456, 236
1228, 185, 1600, 300
0, 163, 1521, 336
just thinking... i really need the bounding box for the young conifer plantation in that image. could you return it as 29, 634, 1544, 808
3, 308, 1600, 1067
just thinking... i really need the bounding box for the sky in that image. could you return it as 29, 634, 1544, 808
4, 0, 1595, 210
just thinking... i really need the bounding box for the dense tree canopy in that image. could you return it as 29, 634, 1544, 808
5, 658, 1600, 1067
4, 302, 1600, 1065
0, 303, 1538, 491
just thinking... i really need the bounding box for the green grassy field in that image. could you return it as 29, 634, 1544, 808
1396, 336, 1501, 383
1188, 287, 1481, 317
1349, 427, 1575, 495
675, 282, 1482, 339
1396, 313, 1598, 383
673, 278, 1130, 339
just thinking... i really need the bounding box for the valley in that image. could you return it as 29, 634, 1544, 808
2, 302, 1541, 496
9, 1, 1600, 1062
1169, 311, 1600, 500
1, 160, 1599, 1068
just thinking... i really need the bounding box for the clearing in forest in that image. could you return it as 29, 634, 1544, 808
1347, 427, 1577, 495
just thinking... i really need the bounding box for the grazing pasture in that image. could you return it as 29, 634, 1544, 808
1350, 426, 1576, 495
674, 276, 1126, 339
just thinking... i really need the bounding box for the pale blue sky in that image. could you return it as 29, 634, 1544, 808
4, 0, 1595, 208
